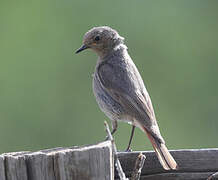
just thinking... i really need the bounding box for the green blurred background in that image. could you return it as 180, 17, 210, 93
0, 0, 218, 154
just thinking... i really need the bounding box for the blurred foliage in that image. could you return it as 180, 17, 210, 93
0, 0, 218, 153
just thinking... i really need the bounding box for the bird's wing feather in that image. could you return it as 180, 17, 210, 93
97, 60, 157, 130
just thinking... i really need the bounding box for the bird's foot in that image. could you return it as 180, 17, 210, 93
104, 136, 109, 141
125, 147, 132, 152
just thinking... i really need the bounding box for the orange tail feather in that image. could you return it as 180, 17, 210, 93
145, 130, 178, 170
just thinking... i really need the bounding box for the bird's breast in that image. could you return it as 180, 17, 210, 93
92, 72, 125, 121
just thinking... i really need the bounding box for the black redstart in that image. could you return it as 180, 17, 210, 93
76, 26, 178, 170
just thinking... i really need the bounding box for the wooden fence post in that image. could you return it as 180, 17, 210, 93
0, 141, 113, 180
0, 142, 218, 180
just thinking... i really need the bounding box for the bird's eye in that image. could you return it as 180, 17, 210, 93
94, 36, 100, 41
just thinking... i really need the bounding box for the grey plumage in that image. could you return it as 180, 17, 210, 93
76, 26, 178, 170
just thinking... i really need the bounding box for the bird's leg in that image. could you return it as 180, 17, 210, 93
105, 120, 118, 140
111, 120, 118, 135
125, 125, 135, 152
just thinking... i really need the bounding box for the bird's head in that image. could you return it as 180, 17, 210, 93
76, 26, 124, 57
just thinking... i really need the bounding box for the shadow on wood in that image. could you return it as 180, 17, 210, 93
117, 148, 218, 180
0, 141, 217, 180
0, 141, 113, 180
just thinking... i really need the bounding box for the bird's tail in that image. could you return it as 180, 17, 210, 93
144, 129, 178, 170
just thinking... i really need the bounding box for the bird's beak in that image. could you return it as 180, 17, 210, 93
75, 44, 89, 54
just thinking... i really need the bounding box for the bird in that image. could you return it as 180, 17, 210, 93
76, 26, 178, 170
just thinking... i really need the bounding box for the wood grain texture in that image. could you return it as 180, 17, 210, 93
116, 148, 218, 179
25, 152, 55, 180
0, 141, 113, 180
0, 143, 218, 180
139, 172, 215, 180
4, 151, 30, 180
0, 155, 6, 180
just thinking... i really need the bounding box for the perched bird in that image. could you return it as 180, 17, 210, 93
76, 26, 178, 170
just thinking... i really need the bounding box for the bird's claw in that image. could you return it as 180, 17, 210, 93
125, 147, 132, 152
105, 135, 109, 141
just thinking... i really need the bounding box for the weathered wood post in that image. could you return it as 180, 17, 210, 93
0, 142, 218, 180
117, 149, 218, 180
0, 141, 113, 180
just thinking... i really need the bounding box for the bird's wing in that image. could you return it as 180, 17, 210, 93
97, 60, 158, 131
